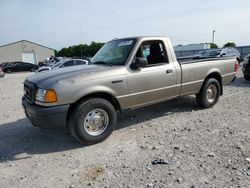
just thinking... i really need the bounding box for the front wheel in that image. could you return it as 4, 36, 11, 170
69, 98, 117, 145
196, 78, 220, 108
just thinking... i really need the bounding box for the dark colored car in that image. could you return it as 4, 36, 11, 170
2, 61, 39, 73
242, 53, 250, 80
194, 48, 241, 63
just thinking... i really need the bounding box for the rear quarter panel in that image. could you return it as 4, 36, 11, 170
180, 58, 236, 96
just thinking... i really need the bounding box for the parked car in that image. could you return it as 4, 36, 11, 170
36, 59, 89, 73
2, 62, 39, 73
22, 36, 238, 145
194, 48, 241, 63
38, 57, 64, 67
242, 53, 250, 80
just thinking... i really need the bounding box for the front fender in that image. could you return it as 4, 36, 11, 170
74, 85, 118, 103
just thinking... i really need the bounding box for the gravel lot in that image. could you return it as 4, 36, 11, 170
0, 70, 249, 188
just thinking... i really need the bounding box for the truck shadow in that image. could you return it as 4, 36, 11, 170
0, 96, 199, 162
117, 96, 199, 130
0, 119, 81, 162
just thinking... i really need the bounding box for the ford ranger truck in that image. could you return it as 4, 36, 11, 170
22, 36, 238, 144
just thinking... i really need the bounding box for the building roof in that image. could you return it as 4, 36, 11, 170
0, 40, 55, 51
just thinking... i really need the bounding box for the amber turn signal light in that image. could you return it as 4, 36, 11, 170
45, 89, 57, 103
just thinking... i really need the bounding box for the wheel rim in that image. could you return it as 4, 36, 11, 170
206, 84, 217, 103
83, 108, 109, 136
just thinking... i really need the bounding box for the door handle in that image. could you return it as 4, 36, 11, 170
166, 69, 173, 74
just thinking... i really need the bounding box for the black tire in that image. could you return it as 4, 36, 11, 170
6, 69, 12, 74
69, 98, 117, 145
244, 75, 250, 81
30, 67, 36, 72
196, 78, 220, 108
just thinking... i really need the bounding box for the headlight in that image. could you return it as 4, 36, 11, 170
36, 88, 57, 103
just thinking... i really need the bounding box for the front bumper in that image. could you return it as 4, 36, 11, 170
22, 97, 70, 129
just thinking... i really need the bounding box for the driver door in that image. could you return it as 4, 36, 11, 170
126, 40, 178, 108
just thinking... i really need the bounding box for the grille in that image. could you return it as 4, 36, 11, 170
24, 80, 37, 104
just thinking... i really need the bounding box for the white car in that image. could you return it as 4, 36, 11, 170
37, 59, 89, 73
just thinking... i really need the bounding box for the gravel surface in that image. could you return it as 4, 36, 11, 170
0, 70, 249, 188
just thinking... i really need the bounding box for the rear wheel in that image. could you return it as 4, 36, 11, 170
244, 75, 250, 81
196, 78, 220, 108
6, 69, 12, 74
30, 67, 36, 72
69, 98, 117, 145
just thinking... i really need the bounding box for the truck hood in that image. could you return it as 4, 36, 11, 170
27, 64, 125, 88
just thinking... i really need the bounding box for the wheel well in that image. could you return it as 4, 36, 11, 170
204, 72, 223, 95
66, 92, 121, 121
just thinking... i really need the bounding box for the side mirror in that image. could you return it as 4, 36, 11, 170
221, 53, 226, 56
130, 57, 148, 70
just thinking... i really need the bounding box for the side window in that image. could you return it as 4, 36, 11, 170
62, 60, 74, 67
76, 60, 86, 65
136, 41, 168, 66
231, 49, 236, 55
228, 49, 233, 55
16, 63, 23, 67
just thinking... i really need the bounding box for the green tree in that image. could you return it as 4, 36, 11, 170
86, 42, 105, 57
209, 43, 218, 49
58, 47, 72, 57
223, 42, 236, 48
57, 42, 104, 57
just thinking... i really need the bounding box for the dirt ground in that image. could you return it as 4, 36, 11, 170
0, 70, 249, 188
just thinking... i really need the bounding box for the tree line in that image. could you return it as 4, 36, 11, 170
210, 42, 236, 49
56, 41, 237, 58
57, 42, 104, 58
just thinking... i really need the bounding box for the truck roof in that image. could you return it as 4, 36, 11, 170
111, 36, 169, 41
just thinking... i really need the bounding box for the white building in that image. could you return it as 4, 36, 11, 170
0, 40, 55, 64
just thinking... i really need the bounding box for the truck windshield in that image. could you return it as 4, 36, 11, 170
91, 39, 137, 66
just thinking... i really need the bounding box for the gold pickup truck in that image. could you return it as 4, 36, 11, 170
22, 36, 238, 144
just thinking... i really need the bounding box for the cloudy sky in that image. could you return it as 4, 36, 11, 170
0, 0, 249, 50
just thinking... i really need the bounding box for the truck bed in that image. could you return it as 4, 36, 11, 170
178, 57, 237, 96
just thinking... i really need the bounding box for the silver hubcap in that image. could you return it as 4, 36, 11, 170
206, 84, 217, 103
83, 108, 109, 136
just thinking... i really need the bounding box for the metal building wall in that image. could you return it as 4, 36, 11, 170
20, 41, 55, 64
0, 42, 22, 63
0, 40, 55, 64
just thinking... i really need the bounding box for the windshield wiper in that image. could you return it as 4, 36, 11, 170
91, 61, 113, 66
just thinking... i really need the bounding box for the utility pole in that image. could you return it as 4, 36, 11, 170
212, 30, 216, 44
80, 26, 83, 58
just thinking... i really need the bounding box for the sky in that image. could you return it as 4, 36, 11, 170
0, 0, 250, 50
